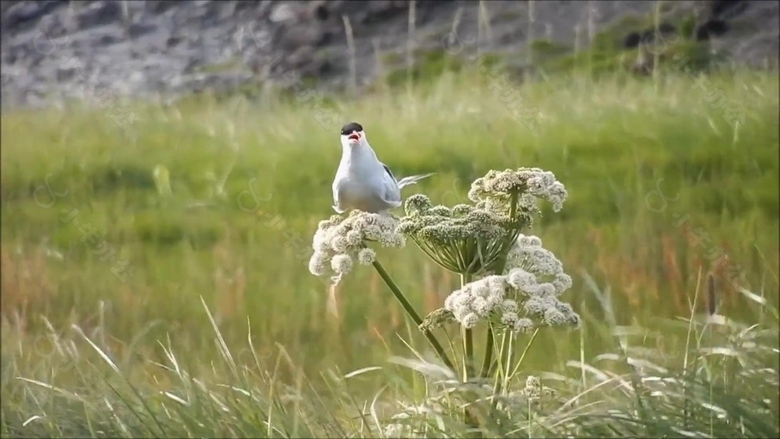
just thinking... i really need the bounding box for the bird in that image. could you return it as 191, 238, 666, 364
331, 122, 434, 214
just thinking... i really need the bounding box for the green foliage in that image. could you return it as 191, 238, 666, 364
192, 57, 243, 75
384, 50, 503, 87
529, 39, 572, 61
678, 14, 699, 40
1, 62, 778, 437
2, 286, 777, 438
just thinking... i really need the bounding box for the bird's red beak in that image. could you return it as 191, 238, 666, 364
348, 132, 360, 142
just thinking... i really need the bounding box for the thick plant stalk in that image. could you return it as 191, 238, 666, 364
480, 193, 520, 378
479, 325, 494, 377
371, 260, 455, 370
479, 329, 495, 379
460, 271, 481, 438
461, 273, 475, 382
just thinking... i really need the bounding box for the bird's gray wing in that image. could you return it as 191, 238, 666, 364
332, 166, 347, 213
382, 164, 397, 183
380, 163, 402, 205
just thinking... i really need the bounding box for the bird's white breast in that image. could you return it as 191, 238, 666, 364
333, 145, 391, 212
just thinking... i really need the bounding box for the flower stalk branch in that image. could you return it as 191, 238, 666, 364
461, 273, 475, 382
372, 259, 455, 371
479, 192, 519, 378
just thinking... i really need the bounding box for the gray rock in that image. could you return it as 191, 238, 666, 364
287, 45, 333, 79
127, 20, 157, 39
75, 1, 123, 29
2, 0, 65, 31
275, 23, 327, 52
270, 3, 299, 24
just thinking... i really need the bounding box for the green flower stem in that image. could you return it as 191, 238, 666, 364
371, 259, 455, 371
498, 193, 519, 394
460, 272, 481, 438
508, 192, 519, 223
479, 329, 494, 379
491, 329, 513, 411
479, 324, 494, 377
480, 193, 520, 379
509, 328, 540, 379
503, 331, 515, 387
461, 273, 475, 382
463, 327, 474, 379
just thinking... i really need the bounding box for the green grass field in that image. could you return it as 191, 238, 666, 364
1, 64, 778, 437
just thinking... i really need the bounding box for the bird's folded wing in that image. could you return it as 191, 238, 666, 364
381, 172, 402, 205
382, 164, 397, 183
332, 171, 345, 210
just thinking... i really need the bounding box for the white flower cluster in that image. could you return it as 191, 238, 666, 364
445, 275, 526, 331
443, 234, 579, 332
308, 211, 404, 284
382, 396, 448, 439
506, 234, 573, 295
468, 167, 568, 213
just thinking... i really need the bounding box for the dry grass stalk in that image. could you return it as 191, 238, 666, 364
342, 15, 358, 97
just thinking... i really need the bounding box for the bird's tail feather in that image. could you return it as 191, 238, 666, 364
397, 172, 435, 189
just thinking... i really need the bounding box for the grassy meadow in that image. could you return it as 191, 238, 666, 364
1, 63, 779, 437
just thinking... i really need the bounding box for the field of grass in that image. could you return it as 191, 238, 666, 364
1, 63, 778, 437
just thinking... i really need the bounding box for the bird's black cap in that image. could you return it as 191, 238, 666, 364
340, 122, 363, 135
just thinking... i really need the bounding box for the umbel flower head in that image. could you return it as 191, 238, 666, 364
397, 168, 567, 277
423, 234, 579, 333
308, 211, 404, 285
469, 167, 568, 215
397, 194, 528, 276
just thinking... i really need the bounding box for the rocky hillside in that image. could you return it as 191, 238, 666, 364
2, 0, 778, 109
